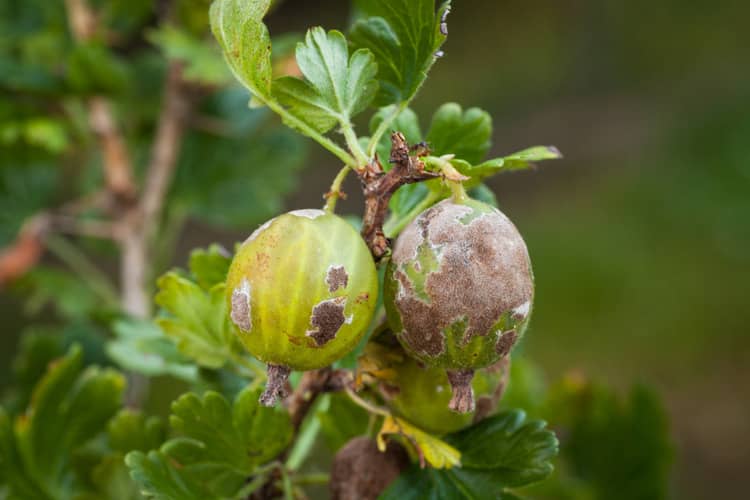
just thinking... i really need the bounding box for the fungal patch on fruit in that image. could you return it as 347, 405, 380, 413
512, 301, 531, 321
230, 277, 252, 332
306, 297, 347, 346
289, 208, 325, 219
326, 265, 348, 292
495, 329, 518, 357
386, 199, 534, 370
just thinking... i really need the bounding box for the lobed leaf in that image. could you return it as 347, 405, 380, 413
445, 410, 559, 487
154, 271, 241, 369
107, 319, 198, 382
188, 244, 232, 290
0, 346, 125, 499
126, 387, 292, 499
381, 410, 558, 498
426, 102, 492, 164
350, 0, 450, 106
273, 28, 378, 133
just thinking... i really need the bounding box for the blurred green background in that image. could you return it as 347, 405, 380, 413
1, 1, 748, 499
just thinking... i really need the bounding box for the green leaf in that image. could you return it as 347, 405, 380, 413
148, 25, 231, 86
273, 27, 378, 133
154, 271, 241, 369
77, 454, 145, 500
126, 387, 292, 499
16, 266, 100, 320
548, 383, 672, 500
0, 346, 125, 499
108, 409, 166, 454
210, 0, 274, 102
445, 410, 558, 487
382, 410, 558, 499
9, 327, 64, 412
107, 319, 198, 382
188, 244, 231, 290
66, 42, 130, 94
463, 146, 563, 179
426, 102, 492, 164
172, 124, 307, 229
125, 451, 204, 500
350, 0, 450, 106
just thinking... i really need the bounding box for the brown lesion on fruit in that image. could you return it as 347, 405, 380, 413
306, 297, 347, 346
390, 200, 533, 357
446, 368, 476, 413
326, 265, 348, 292
495, 329, 518, 357
355, 292, 370, 304
230, 277, 252, 333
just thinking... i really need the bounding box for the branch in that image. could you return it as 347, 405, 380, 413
286, 368, 352, 432
0, 217, 47, 287
65, 0, 137, 204
359, 133, 439, 260
140, 63, 192, 225
120, 62, 193, 318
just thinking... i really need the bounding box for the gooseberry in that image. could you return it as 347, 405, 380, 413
226, 209, 378, 405
384, 198, 533, 413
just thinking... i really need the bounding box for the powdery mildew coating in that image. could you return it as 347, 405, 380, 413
388, 199, 533, 369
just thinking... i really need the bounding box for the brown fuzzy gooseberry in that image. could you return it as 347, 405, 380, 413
384, 198, 533, 413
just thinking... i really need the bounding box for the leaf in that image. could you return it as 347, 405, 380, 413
125, 451, 204, 500
16, 266, 100, 320
0, 346, 125, 499
188, 244, 231, 290
210, 0, 274, 102
78, 454, 145, 500
126, 387, 292, 499
350, 0, 450, 105
107, 318, 198, 382
445, 410, 558, 487
154, 271, 241, 369
172, 125, 308, 230
547, 383, 673, 500
108, 409, 166, 454
377, 415, 461, 469
273, 27, 378, 133
381, 410, 558, 499
462, 146, 563, 180
9, 327, 64, 412
426, 102, 492, 164
148, 25, 231, 86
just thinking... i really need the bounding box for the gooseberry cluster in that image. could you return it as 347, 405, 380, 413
225, 182, 533, 427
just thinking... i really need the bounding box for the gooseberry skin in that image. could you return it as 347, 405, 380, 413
387, 355, 503, 435
226, 209, 378, 374
384, 198, 533, 412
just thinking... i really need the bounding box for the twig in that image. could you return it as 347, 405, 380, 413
120, 62, 193, 318
358, 132, 440, 259
65, 0, 137, 205
286, 368, 351, 432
